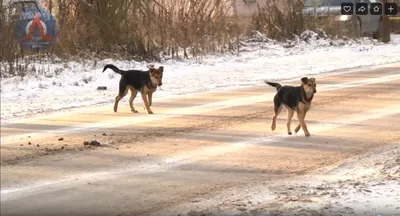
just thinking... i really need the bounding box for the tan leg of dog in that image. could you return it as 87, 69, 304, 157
297, 110, 310, 137
294, 124, 301, 134
141, 93, 153, 114
148, 92, 153, 107
287, 108, 295, 135
128, 87, 138, 113
114, 96, 121, 113
114, 89, 128, 113
294, 107, 309, 134
271, 105, 283, 131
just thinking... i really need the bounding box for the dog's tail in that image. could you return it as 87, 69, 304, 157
264, 80, 282, 91
102, 64, 124, 75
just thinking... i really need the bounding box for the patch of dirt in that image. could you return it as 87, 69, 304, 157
83, 140, 101, 147
184, 210, 216, 216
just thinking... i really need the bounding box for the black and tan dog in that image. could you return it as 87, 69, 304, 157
265, 77, 317, 137
102, 64, 163, 114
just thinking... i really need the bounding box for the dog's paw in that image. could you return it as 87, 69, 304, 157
305, 132, 310, 137
288, 132, 292, 135
131, 109, 138, 113
294, 125, 301, 133
144, 107, 153, 114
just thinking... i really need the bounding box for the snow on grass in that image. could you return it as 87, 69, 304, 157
1, 32, 400, 122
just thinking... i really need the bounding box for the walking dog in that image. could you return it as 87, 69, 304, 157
102, 64, 164, 114
265, 77, 317, 137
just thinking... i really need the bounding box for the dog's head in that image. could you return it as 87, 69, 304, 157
301, 77, 317, 95
149, 65, 164, 86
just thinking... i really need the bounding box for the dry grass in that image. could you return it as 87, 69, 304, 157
1, 0, 244, 77
50, 0, 241, 59
251, 0, 305, 41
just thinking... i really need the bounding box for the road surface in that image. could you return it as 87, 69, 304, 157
1, 63, 400, 216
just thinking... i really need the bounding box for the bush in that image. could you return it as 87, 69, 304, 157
251, 0, 305, 41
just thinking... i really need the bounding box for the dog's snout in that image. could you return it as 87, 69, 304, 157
158, 82, 162, 86
314, 89, 317, 93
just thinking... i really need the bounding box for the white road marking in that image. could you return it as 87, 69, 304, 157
1, 73, 400, 145
2, 104, 400, 201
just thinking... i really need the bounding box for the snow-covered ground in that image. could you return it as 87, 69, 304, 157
258, 144, 400, 216
1, 31, 400, 122
151, 143, 400, 216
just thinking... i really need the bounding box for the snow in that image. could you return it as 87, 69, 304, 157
148, 144, 400, 216
1, 32, 400, 122
266, 144, 400, 216
310, 145, 400, 216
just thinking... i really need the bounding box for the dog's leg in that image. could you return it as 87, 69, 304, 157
271, 104, 283, 131
297, 111, 310, 137
141, 93, 153, 114
294, 107, 309, 134
287, 108, 295, 135
114, 80, 128, 113
296, 104, 310, 137
128, 87, 138, 113
148, 92, 153, 107
114, 88, 128, 113
294, 124, 301, 134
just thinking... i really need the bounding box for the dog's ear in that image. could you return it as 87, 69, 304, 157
301, 77, 309, 84
159, 66, 164, 72
147, 64, 155, 69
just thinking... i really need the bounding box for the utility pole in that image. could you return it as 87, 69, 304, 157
380, 0, 391, 43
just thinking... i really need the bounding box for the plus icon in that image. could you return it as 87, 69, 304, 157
385, 3, 398, 15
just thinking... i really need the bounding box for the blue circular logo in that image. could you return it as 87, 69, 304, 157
14, 8, 57, 52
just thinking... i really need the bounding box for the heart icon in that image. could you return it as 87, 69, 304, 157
343, 6, 352, 12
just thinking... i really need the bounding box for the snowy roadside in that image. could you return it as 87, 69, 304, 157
1, 32, 400, 122
152, 143, 400, 216
259, 144, 400, 216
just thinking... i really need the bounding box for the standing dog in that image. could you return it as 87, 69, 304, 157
265, 77, 317, 137
102, 64, 163, 114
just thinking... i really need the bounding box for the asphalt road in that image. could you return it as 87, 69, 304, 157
1, 63, 400, 216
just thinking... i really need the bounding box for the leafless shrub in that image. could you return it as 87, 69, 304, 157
251, 0, 305, 41
1, 0, 243, 78
251, 0, 374, 40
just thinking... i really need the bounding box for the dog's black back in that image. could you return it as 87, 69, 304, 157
274, 86, 305, 110
266, 81, 314, 111
103, 64, 152, 94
